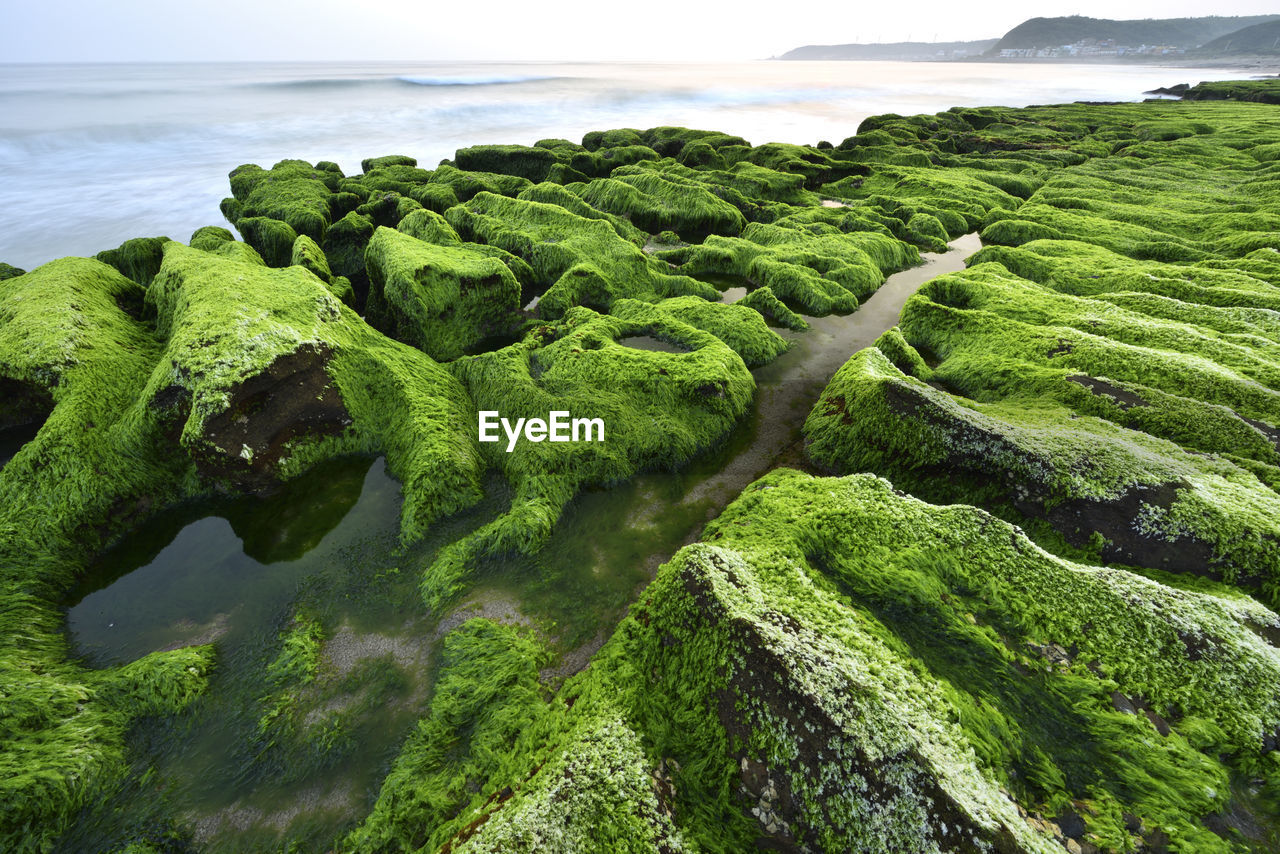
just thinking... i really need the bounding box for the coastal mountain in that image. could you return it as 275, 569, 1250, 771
778, 39, 996, 61
1198, 18, 1280, 54
778, 14, 1280, 61
991, 14, 1280, 52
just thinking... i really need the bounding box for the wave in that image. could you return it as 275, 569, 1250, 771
246, 77, 386, 90
244, 73, 566, 92
395, 74, 564, 87
592, 85, 869, 111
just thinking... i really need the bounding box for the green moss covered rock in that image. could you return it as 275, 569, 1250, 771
354, 469, 1280, 853
659, 221, 918, 316
569, 169, 748, 237
364, 226, 521, 361
94, 236, 170, 286
445, 192, 717, 316
227, 159, 339, 241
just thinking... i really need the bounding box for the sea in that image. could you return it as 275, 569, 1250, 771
0, 60, 1249, 270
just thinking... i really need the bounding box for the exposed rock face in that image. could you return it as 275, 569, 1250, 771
0, 376, 54, 431
183, 342, 352, 489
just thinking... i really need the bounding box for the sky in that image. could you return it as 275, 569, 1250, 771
6, 0, 1280, 62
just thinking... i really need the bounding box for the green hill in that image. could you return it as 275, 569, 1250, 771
991, 15, 1280, 51
1199, 18, 1280, 54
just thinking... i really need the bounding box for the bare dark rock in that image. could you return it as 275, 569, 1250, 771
187, 342, 352, 491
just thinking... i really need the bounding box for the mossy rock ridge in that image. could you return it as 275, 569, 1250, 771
353, 470, 1280, 853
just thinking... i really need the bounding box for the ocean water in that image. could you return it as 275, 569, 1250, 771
0, 60, 1243, 269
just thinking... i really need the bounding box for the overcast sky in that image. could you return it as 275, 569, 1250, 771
7, 0, 1280, 62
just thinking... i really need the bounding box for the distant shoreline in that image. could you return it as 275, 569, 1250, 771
773, 55, 1280, 70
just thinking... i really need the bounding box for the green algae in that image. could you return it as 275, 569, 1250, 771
805, 342, 1280, 598
658, 221, 918, 316
824, 163, 1020, 233
145, 242, 484, 532
1182, 79, 1280, 105
96, 236, 172, 287
7, 99, 1280, 852
60, 455, 509, 853
428, 164, 533, 202
322, 211, 376, 306
516, 181, 648, 245
568, 169, 748, 236
0, 259, 213, 850
734, 286, 809, 331
236, 216, 298, 267
803, 97, 1280, 610
395, 209, 537, 292
0, 244, 490, 847
649, 296, 789, 368
444, 191, 718, 316
421, 299, 762, 609
352, 470, 1280, 853
454, 144, 564, 183
342, 618, 553, 853
189, 225, 235, 253
363, 227, 521, 361
227, 159, 339, 242
291, 234, 356, 306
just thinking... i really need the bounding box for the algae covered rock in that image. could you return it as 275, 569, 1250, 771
290, 233, 355, 306
0, 240, 493, 848
355, 469, 1280, 853
906, 211, 949, 251
516, 181, 648, 245
363, 226, 521, 361
428, 163, 532, 202
651, 295, 789, 368
145, 241, 484, 534
569, 168, 748, 236
361, 153, 416, 171
806, 341, 1280, 596
658, 221, 918, 316
227, 158, 340, 241
95, 235, 170, 286
322, 210, 376, 306
188, 225, 234, 252
422, 298, 763, 606
13, 98, 1280, 853
824, 163, 1019, 232
735, 285, 809, 331
445, 191, 717, 316
236, 215, 298, 267
454, 143, 562, 182
804, 101, 1280, 606
0, 259, 216, 851
806, 252, 1280, 602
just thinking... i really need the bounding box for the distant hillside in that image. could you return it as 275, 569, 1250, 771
1198, 19, 1280, 54
991, 15, 1280, 52
779, 39, 997, 61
